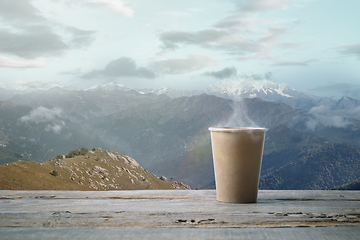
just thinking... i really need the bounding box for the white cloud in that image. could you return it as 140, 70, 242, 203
159, 29, 227, 50
214, 14, 254, 29
155, 0, 301, 65
19, 106, 65, 134
306, 105, 354, 130
0, 55, 45, 68
0, 0, 44, 23
158, 23, 293, 61
45, 123, 64, 134
0, 0, 95, 59
149, 54, 220, 75
92, 0, 133, 17
19, 107, 62, 123
348, 106, 360, 118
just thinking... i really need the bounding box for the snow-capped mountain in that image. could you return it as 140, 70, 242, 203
336, 96, 360, 109
136, 86, 205, 98
207, 78, 312, 101
0, 82, 81, 101
205, 78, 326, 110
86, 82, 130, 91
86, 78, 328, 110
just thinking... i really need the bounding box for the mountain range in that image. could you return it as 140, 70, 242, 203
1, 79, 360, 190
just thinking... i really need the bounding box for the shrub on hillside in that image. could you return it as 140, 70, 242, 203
65, 147, 89, 158
80, 147, 89, 155
50, 170, 59, 177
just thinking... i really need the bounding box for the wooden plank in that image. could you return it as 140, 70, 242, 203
1, 227, 360, 240
0, 190, 359, 239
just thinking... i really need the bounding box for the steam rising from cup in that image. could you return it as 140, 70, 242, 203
219, 100, 258, 128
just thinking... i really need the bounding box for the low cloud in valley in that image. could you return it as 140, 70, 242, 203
19, 106, 62, 124
306, 105, 360, 130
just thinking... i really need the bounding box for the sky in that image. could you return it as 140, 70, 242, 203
0, 0, 359, 99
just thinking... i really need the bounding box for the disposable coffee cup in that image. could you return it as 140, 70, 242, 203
209, 127, 267, 203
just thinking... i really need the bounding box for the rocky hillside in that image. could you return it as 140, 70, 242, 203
259, 142, 360, 190
0, 148, 190, 190
332, 178, 360, 190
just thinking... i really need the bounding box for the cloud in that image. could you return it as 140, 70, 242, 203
0, 0, 44, 23
158, 26, 292, 60
92, 0, 133, 17
239, 72, 274, 80
64, 26, 95, 49
156, 0, 298, 62
149, 54, 220, 75
203, 67, 237, 79
159, 29, 227, 51
264, 71, 274, 80
348, 106, 360, 119
339, 43, 360, 60
45, 123, 64, 134
0, 1, 95, 59
48, 0, 134, 17
19, 107, 62, 123
0, 55, 45, 68
213, 15, 253, 29
272, 61, 308, 66
82, 57, 156, 79
235, 0, 291, 12
272, 58, 318, 66
306, 105, 354, 130
0, 25, 95, 59
0, 26, 66, 58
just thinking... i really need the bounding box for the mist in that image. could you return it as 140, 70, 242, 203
306, 105, 360, 130
19, 107, 62, 123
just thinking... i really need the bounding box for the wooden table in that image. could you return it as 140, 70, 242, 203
0, 190, 359, 239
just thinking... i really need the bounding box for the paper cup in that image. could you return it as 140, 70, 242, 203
209, 127, 267, 203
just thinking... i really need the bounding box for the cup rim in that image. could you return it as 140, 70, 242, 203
209, 127, 268, 132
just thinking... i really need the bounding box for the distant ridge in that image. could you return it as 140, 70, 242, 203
207, 78, 296, 99
86, 81, 131, 92
90, 79, 328, 110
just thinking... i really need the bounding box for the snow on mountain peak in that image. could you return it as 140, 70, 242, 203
207, 78, 294, 98
86, 82, 130, 91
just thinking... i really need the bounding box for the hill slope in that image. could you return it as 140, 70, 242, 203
259, 143, 360, 190
0, 148, 190, 190
332, 178, 360, 190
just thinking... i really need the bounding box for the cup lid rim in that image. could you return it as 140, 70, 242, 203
209, 127, 268, 132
